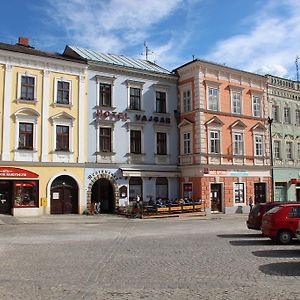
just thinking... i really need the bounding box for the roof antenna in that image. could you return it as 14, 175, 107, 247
141, 41, 153, 61
296, 56, 299, 81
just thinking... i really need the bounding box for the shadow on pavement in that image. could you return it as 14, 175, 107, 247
218, 233, 263, 239
229, 239, 272, 246
253, 249, 300, 258
259, 262, 300, 276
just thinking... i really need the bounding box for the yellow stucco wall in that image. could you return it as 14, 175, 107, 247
0, 64, 4, 156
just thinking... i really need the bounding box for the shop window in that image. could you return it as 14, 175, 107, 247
183, 183, 192, 200
234, 183, 245, 204
129, 177, 142, 202
14, 181, 38, 207
156, 177, 168, 200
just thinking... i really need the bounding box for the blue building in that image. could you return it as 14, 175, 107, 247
64, 46, 180, 213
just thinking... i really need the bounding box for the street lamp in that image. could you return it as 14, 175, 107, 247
268, 117, 274, 201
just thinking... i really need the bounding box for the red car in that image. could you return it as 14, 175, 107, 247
261, 203, 300, 244
247, 202, 295, 230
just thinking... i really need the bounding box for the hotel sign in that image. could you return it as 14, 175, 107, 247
0, 167, 39, 178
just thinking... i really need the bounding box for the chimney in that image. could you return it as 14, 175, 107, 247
18, 37, 29, 47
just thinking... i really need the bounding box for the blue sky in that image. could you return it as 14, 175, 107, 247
1, 0, 300, 79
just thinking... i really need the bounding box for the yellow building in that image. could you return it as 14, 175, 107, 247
0, 38, 87, 216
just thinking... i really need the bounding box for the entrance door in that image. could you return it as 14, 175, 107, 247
211, 184, 222, 212
50, 176, 78, 214
91, 178, 114, 213
296, 187, 300, 202
254, 183, 266, 204
0, 181, 12, 215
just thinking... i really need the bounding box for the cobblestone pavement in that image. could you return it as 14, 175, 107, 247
0, 215, 300, 299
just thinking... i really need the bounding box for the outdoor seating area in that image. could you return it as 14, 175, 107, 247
119, 199, 206, 218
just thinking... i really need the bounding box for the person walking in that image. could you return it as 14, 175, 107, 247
249, 196, 253, 212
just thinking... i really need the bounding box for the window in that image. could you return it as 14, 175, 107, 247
21, 75, 35, 100
233, 133, 244, 155
208, 88, 219, 111
56, 80, 70, 104
157, 132, 167, 155
255, 135, 263, 156
210, 130, 220, 154
288, 207, 300, 218
274, 140, 281, 159
296, 110, 300, 125
130, 130, 141, 154
232, 92, 242, 114
183, 132, 191, 154
284, 107, 291, 123
252, 96, 261, 117
156, 177, 168, 200
297, 143, 300, 159
130, 87, 141, 110
156, 91, 166, 113
129, 177, 142, 202
100, 83, 111, 107
99, 128, 111, 152
56, 125, 69, 151
183, 90, 191, 112
14, 181, 38, 207
18, 122, 33, 150
234, 183, 245, 204
272, 105, 279, 122
286, 142, 293, 160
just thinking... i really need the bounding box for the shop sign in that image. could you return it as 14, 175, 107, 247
0, 167, 38, 178
290, 178, 298, 184
230, 171, 249, 177
88, 169, 119, 181
203, 169, 227, 175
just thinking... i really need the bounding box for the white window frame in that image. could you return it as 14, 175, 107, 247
14, 115, 38, 152
233, 132, 244, 155
54, 77, 72, 105
254, 134, 263, 156
52, 119, 73, 153
182, 88, 191, 113
126, 123, 145, 155
231, 91, 242, 114
252, 95, 261, 117
297, 142, 300, 159
284, 107, 291, 124
183, 132, 191, 154
209, 130, 221, 154
96, 125, 114, 154
154, 84, 169, 114
286, 141, 293, 160
17, 72, 37, 101
126, 80, 145, 111
207, 87, 219, 111
296, 110, 300, 125
272, 104, 280, 122
154, 125, 170, 156
233, 182, 245, 205
96, 75, 116, 107
273, 140, 281, 159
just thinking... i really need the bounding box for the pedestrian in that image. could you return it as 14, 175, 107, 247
249, 196, 253, 211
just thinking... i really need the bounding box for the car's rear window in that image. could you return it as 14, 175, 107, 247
265, 206, 281, 215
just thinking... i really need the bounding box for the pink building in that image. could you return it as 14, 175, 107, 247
174, 59, 272, 213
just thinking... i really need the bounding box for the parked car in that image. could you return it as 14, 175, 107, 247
247, 202, 295, 230
296, 219, 300, 242
261, 203, 300, 244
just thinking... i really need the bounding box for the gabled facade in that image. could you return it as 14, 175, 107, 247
267, 75, 300, 201
175, 59, 271, 213
0, 38, 87, 216
64, 46, 179, 213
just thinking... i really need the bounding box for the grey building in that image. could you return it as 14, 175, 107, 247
267, 74, 300, 201
64, 46, 179, 213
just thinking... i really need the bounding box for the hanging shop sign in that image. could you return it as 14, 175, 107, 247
0, 167, 38, 178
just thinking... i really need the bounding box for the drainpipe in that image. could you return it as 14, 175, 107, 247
268, 116, 274, 202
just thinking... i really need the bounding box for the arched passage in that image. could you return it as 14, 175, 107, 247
87, 172, 119, 214
91, 178, 114, 213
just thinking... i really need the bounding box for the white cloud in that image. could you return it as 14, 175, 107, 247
46, 0, 183, 54
206, 0, 300, 78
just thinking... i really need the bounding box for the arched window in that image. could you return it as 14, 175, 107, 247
129, 177, 143, 202
156, 177, 168, 200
